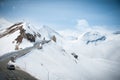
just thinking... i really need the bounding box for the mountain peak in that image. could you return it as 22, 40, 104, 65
39, 25, 62, 39
82, 31, 106, 45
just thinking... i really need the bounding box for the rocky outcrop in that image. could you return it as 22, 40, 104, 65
51, 35, 56, 42
0, 22, 23, 38
0, 22, 41, 50
25, 33, 36, 42
14, 25, 36, 50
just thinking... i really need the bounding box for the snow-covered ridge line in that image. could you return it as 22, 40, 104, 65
0, 21, 62, 55
0, 22, 23, 38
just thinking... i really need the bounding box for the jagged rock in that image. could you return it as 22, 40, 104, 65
51, 35, 56, 42
25, 33, 35, 42
71, 53, 78, 59
14, 25, 36, 45
15, 35, 23, 44
0, 23, 23, 38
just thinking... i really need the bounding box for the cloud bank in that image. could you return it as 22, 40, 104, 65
76, 19, 91, 32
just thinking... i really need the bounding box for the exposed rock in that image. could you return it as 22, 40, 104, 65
0, 22, 23, 38
51, 35, 56, 42
0, 22, 39, 50
71, 53, 78, 59
6, 22, 23, 30
15, 35, 23, 44
15, 45, 19, 50
25, 33, 36, 42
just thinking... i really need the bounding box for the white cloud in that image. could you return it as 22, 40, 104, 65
77, 19, 89, 27
76, 19, 91, 32
58, 29, 80, 38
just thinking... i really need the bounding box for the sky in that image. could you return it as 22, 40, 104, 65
0, 0, 120, 30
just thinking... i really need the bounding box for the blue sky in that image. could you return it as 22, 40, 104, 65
0, 0, 120, 30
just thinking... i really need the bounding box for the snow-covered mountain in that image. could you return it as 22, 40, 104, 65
39, 25, 62, 39
0, 21, 64, 55
0, 22, 43, 55
39, 25, 63, 46
82, 31, 106, 45
0, 19, 120, 80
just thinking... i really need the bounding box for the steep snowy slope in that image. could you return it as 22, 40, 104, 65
16, 28, 120, 80
0, 22, 41, 55
16, 41, 120, 80
39, 25, 63, 46
16, 41, 77, 80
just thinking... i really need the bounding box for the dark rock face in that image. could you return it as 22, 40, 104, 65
15, 25, 36, 44
86, 36, 106, 44
15, 35, 23, 44
0, 22, 23, 38
71, 53, 78, 59
26, 33, 35, 42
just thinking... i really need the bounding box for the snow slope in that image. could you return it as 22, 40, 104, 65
16, 40, 120, 80
1, 19, 120, 80
0, 22, 40, 55
16, 29, 120, 80
39, 25, 63, 46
